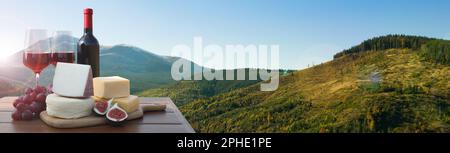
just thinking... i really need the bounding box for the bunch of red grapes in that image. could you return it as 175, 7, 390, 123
11, 85, 52, 121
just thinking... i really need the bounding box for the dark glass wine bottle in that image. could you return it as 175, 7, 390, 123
77, 8, 100, 77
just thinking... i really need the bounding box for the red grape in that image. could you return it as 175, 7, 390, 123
30, 101, 44, 114
24, 87, 33, 94
28, 92, 37, 100
35, 93, 47, 103
13, 98, 23, 108
12, 85, 50, 120
16, 103, 30, 112
21, 110, 34, 120
11, 110, 22, 120
18, 96, 24, 102
22, 94, 33, 104
34, 86, 47, 94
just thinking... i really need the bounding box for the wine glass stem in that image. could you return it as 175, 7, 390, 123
35, 73, 40, 87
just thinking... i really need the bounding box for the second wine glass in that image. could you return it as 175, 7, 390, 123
51, 31, 75, 66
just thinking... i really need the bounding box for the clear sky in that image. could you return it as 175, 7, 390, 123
1, 0, 450, 69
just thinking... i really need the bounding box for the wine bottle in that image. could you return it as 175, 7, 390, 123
77, 8, 100, 77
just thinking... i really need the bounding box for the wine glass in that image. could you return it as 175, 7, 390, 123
23, 29, 51, 87
51, 31, 75, 66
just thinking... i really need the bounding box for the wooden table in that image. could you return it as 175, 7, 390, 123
0, 97, 195, 133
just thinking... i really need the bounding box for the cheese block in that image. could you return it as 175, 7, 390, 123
92, 95, 140, 113
112, 95, 140, 113
46, 94, 94, 119
93, 76, 130, 99
52, 63, 93, 98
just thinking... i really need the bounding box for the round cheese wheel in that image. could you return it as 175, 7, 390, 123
46, 94, 94, 119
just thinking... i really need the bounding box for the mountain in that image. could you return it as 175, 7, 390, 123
145, 35, 449, 133
100, 45, 173, 92
0, 41, 204, 97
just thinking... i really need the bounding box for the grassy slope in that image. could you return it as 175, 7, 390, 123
139, 80, 261, 106
138, 69, 276, 106
179, 49, 449, 133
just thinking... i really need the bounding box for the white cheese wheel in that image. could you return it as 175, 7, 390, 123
46, 94, 94, 119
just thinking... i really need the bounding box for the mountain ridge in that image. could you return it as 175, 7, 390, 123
0, 43, 204, 96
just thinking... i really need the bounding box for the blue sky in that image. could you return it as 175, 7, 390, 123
1, 0, 450, 69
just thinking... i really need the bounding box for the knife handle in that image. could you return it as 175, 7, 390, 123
141, 103, 166, 112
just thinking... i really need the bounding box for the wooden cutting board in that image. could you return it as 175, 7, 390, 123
40, 104, 166, 129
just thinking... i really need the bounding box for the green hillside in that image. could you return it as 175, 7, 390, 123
334, 34, 450, 65
138, 69, 294, 106
138, 79, 260, 106
158, 35, 449, 133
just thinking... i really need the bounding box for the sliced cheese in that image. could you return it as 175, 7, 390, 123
112, 95, 140, 113
93, 76, 130, 99
91, 96, 107, 102
52, 62, 93, 98
46, 94, 94, 119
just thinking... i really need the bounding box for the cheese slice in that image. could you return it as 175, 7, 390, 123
92, 95, 140, 113
46, 94, 94, 119
91, 96, 107, 102
93, 76, 130, 99
52, 62, 93, 98
112, 95, 140, 113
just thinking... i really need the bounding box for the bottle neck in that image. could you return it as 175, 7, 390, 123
84, 13, 93, 34
84, 28, 93, 34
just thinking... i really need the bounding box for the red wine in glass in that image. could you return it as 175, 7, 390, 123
51, 51, 74, 66
23, 52, 51, 74
24, 29, 50, 87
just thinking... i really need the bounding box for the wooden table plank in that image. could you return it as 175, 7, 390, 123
0, 97, 15, 112
0, 96, 195, 133
0, 122, 193, 133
